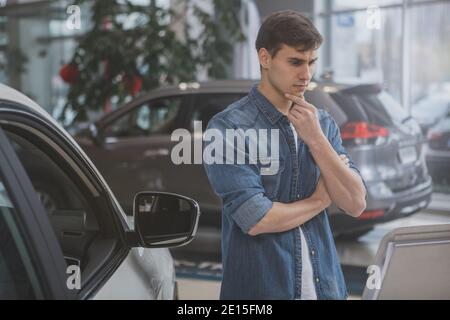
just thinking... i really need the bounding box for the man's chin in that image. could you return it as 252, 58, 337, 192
290, 85, 307, 96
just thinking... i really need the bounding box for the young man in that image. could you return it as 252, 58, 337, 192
203, 10, 366, 300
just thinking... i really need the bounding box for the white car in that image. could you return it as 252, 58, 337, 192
0, 84, 200, 299
411, 93, 450, 134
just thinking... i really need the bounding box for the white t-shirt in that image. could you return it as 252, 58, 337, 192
289, 122, 318, 300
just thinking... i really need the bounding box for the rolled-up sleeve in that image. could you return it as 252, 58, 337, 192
203, 116, 273, 234
231, 193, 273, 234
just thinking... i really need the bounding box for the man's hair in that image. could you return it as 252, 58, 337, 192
255, 10, 323, 57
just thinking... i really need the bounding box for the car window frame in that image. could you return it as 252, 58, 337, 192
0, 125, 71, 299
0, 104, 131, 299
100, 94, 191, 141
184, 92, 247, 131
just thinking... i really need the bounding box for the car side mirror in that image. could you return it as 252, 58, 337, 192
132, 192, 200, 248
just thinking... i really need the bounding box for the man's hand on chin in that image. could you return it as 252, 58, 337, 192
285, 93, 326, 146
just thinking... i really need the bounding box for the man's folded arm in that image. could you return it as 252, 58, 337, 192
247, 195, 329, 236
203, 116, 328, 236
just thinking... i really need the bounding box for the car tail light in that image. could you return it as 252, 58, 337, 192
357, 209, 385, 220
427, 129, 446, 150
427, 130, 443, 141
341, 121, 389, 146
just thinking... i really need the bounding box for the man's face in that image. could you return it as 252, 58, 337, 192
259, 43, 318, 97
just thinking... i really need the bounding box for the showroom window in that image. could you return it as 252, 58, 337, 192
317, 1, 403, 100
317, 0, 450, 193
409, 1, 450, 103
317, 0, 450, 107
0, 0, 88, 115
333, 0, 403, 10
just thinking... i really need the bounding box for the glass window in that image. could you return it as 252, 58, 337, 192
0, 1, 90, 114
408, 1, 450, 194
331, 89, 408, 126
0, 179, 43, 299
6, 130, 101, 273
409, 2, 450, 109
190, 93, 245, 131
328, 7, 402, 101
104, 96, 182, 138
333, 0, 402, 11
363, 91, 409, 124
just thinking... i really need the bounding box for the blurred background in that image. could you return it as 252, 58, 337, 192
1, 0, 449, 299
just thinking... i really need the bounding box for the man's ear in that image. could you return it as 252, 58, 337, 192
258, 48, 271, 70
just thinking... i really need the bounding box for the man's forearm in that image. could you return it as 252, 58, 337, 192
248, 196, 328, 236
309, 136, 366, 216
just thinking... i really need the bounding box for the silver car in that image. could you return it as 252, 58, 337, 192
0, 84, 200, 299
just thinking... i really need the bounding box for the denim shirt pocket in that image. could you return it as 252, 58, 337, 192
260, 158, 285, 201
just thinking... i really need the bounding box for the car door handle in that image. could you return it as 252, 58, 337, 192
144, 148, 169, 157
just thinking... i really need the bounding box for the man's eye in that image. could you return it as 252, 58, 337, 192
290, 61, 301, 66
309, 61, 317, 66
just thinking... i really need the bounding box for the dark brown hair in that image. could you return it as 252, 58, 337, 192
255, 10, 323, 57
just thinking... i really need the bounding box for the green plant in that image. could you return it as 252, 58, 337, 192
62, 0, 244, 124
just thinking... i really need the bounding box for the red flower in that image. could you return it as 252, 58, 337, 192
59, 63, 79, 84
124, 74, 143, 96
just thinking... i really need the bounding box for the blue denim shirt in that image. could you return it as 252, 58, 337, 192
203, 84, 364, 300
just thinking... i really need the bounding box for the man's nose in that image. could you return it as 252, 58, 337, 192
298, 65, 311, 81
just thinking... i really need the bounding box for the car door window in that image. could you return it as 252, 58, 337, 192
189, 93, 245, 131
0, 179, 43, 299
6, 131, 102, 271
104, 97, 182, 138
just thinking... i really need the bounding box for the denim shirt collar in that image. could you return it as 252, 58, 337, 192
249, 84, 285, 125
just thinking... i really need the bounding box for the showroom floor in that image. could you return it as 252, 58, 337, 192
175, 193, 450, 300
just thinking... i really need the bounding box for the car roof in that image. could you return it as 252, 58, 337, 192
138, 79, 343, 94
0, 83, 68, 131
126, 79, 378, 99
95, 79, 382, 126
0, 83, 89, 166
0, 83, 95, 168
137, 80, 257, 98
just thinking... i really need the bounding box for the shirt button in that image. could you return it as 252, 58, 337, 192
311, 250, 315, 256
316, 278, 320, 283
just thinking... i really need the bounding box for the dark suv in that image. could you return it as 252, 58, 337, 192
75, 80, 432, 256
